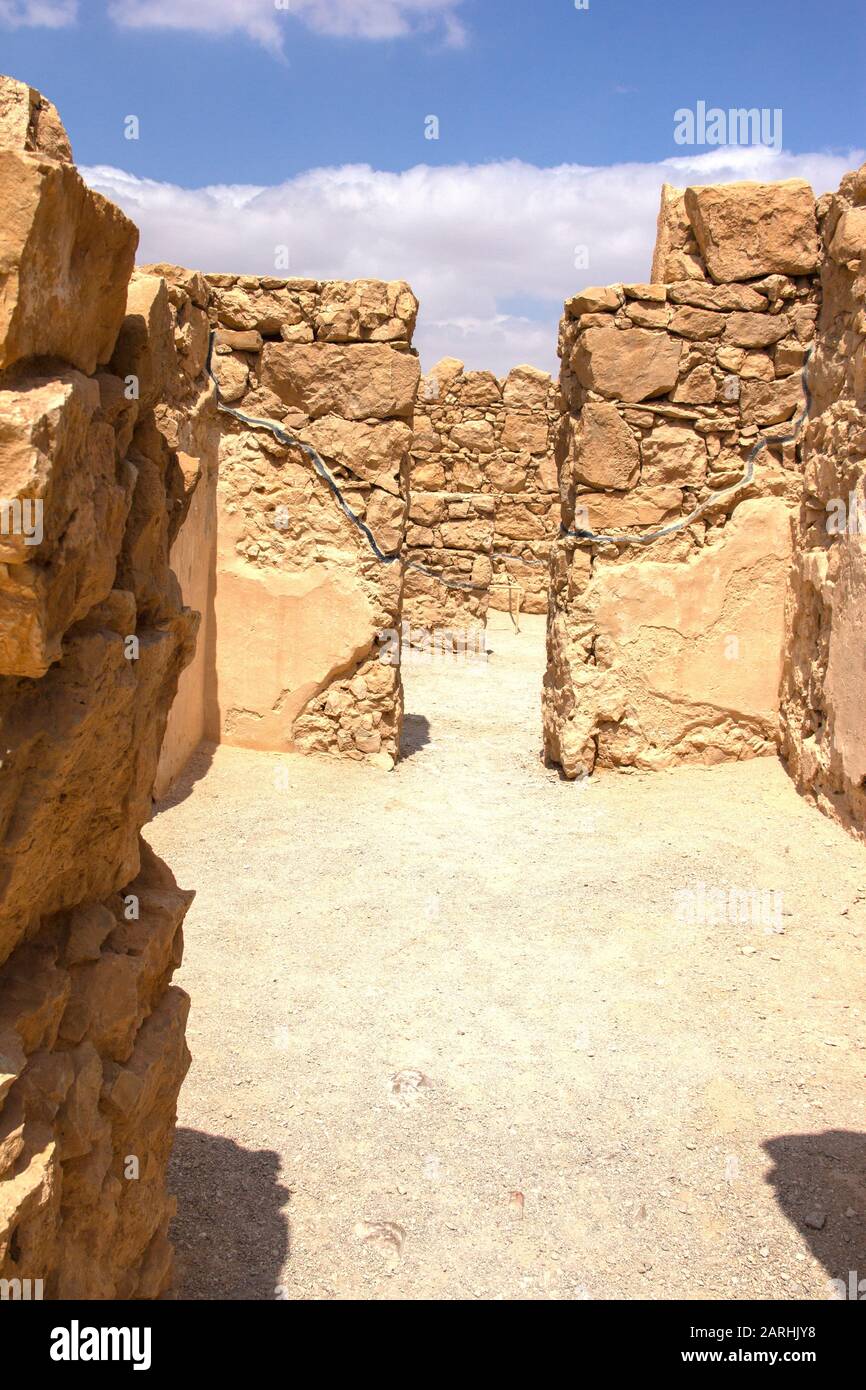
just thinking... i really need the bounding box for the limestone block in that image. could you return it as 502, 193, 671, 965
260, 342, 420, 420
0, 610, 195, 966
315, 279, 418, 343
625, 300, 671, 329
0, 150, 138, 373
0, 75, 71, 162
408, 493, 447, 527
669, 306, 725, 339
501, 412, 548, 454
211, 353, 249, 404
457, 371, 502, 407
423, 357, 464, 398
58, 844, 190, 1064
671, 365, 717, 404
483, 454, 527, 492
572, 327, 682, 402
640, 424, 708, 487
110, 273, 176, 412
0, 369, 135, 677
214, 328, 262, 354
502, 364, 552, 409
565, 402, 640, 491
302, 416, 411, 496
829, 208, 866, 266
494, 499, 548, 542
650, 185, 706, 282
684, 180, 819, 282
740, 373, 804, 426
578, 486, 683, 533
668, 281, 768, 312
724, 312, 791, 350
366, 490, 406, 554
211, 283, 311, 335
451, 418, 496, 453
566, 286, 623, 316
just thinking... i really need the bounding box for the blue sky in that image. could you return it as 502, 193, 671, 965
2, 0, 864, 371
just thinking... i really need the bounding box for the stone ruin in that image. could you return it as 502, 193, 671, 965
780, 167, 866, 836
543, 178, 820, 777
404, 359, 560, 637
543, 170, 866, 827
168, 271, 420, 773
0, 72, 864, 1297
0, 80, 201, 1296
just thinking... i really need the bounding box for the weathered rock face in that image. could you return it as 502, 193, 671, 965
135, 264, 219, 799
0, 148, 137, 375
545, 184, 820, 778
204, 274, 419, 767
572, 323, 683, 401
0, 75, 72, 163
684, 180, 820, 284
406, 359, 560, 632
0, 370, 133, 676
652, 179, 821, 286
0, 82, 198, 1298
780, 163, 866, 839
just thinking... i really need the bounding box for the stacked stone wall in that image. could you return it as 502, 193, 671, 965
543, 179, 821, 778
204, 276, 419, 766
0, 78, 202, 1297
780, 166, 866, 839
406, 359, 559, 634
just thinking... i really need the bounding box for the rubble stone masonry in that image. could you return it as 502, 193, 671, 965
780, 165, 866, 840
405, 359, 559, 636
203, 275, 420, 766
1, 65, 864, 1305
543, 178, 823, 780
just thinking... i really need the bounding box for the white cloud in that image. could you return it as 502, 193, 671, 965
84, 145, 863, 378
106, 0, 467, 51
0, 0, 77, 25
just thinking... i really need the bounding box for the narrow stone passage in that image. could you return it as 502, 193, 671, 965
147, 616, 866, 1301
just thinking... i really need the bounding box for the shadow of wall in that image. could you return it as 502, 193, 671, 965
167, 1128, 292, 1300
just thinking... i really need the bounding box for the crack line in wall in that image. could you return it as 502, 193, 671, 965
206, 332, 552, 596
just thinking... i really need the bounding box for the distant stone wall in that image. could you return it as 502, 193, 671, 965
405, 359, 559, 635
781, 164, 866, 839
205, 276, 419, 767
0, 78, 197, 1297
544, 179, 820, 778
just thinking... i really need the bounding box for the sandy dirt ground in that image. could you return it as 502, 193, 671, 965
147, 614, 866, 1301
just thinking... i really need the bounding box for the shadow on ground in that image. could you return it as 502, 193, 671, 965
153, 742, 217, 816
400, 712, 431, 759
763, 1130, 866, 1297
168, 1128, 291, 1299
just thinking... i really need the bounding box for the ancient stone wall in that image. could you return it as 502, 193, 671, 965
2, 63, 863, 1310
543, 179, 820, 778
0, 79, 200, 1296
204, 276, 419, 767
129, 263, 218, 800
780, 165, 866, 839
405, 359, 559, 636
